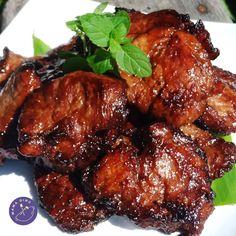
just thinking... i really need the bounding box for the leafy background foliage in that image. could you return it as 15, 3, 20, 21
223, 0, 236, 21
0, 0, 7, 12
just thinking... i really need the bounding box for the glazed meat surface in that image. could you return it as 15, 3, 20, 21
18, 70, 128, 172
0, 62, 41, 161
128, 9, 219, 60
123, 27, 214, 127
0, 8, 235, 236
181, 124, 236, 179
127, 11, 235, 130
34, 165, 109, 233
0, 38, 81, 161
0, 47, 25, 86
82, 123, 214, 235
151, 31, 213, 126
120, 27, 174, 114
197, 66, 236, 134
0, 63, 41, 136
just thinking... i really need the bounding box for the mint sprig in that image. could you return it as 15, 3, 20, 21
87, 48, 113, 74
65, 3, 152, 77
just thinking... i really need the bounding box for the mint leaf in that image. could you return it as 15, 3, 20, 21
80, 13, 113, 47
66, 19, 83, 34
212, 165, 236, 206
87, 48, 113, 74
62, 55, 91, 73
120, 37, 133, 45
110, 11, 130, 42
111, 23, 128, 42
111, 10, 130, 32
109, 38, 122, 57
32, 34, 51, 56
115, 43, 152, 77
94, 2, 108, 14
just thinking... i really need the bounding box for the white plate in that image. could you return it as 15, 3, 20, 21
0, 0, 235, 236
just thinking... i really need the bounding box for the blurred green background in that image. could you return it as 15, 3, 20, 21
0, 0, 7, 12
223, 0, 236, 21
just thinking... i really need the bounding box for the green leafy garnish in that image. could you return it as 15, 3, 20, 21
114, 43, 152, 77
212, 165, 236, 206
66, 19, 82, 34
79, 14, 114, 47
214, 133, 233, 142
65, 3, 152, 77
32, 34, 51, 56
211, 133, 236, 206
87, 48, 113, 74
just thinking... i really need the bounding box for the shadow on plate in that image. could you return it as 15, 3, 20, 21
108, 215, 140, 230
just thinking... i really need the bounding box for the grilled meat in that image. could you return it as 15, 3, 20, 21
120, 27, 174, 114
128, 9, 219, 60
34, 165, 109, 233
82, 123, 214, 235
0, 63, 41, 136
122, 27, 214, 127
0, 37, 81, 161
0, 47, 25, 86
18, 70, 128, 172
0, 8, 235, 236
181, 123, 236, 180
197, 66, 236, 134
126, 11, 236, 130
151, 31, 213, 127
0, 62, 41, 161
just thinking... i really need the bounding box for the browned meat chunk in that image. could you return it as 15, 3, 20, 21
0, 63, 41, 136
82, 123, 214, 235
128, 9, 219, 60
0, 62, 41, 161
121, 10, 221, 127
120, 27, 175, 113
197, 66, 236, 134
128, 9, 179, 38
18, 71, 128, 172
34, 166, 109, 233
151, 31, 213, 126
122, 28, 214, 127
46, 36, 83, 57
0, 47, 25, 86
181, 124, 236, 180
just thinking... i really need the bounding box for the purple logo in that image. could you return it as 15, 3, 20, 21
9, 197, 38, 225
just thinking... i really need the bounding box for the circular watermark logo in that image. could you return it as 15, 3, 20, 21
9, 197, 38, 225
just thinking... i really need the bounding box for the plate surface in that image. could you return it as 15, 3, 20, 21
0, 0, 235, 235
